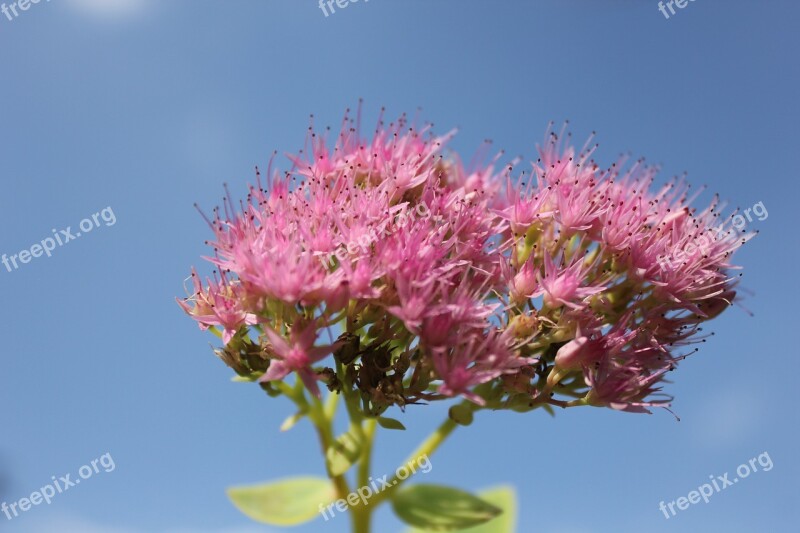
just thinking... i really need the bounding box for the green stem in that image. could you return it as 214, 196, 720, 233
307, 396, 351, 501
358, 418, 378, 489
324, 388, 340, 421
352, 506, 371, 533
349, 405, 377, 532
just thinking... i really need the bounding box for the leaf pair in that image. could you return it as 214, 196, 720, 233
227, 477, 515, 532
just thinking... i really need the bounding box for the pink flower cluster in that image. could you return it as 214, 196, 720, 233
179, 109, 749, 414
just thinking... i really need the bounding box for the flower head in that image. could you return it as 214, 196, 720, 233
181, 109, 747, 416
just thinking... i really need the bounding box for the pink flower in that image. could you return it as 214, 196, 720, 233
177, 269, 257, 344
536, 251, 606, 310
584, 355, 671, 414
259, 321, 337, 398
434, 329, 531, 405
499, 173, 553, 235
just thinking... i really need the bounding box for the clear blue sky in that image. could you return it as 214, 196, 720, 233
1, 1, 798, 532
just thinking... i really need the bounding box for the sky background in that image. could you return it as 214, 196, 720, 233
1, 1, 798, 532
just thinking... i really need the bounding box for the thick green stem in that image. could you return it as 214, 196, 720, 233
307, 396, 351, 502
351, 502, 372, 533
349, 404, 378, 532
346, 426, 371, 532
358, 418, 378, 490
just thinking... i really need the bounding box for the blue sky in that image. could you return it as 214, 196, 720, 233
0, 1, 798, 532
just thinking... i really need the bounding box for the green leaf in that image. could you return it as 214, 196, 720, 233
325, 431, 362, 477
405, 486, 517, 533
392, 484, 502, 531
377, 416, 406, 430
227, 476, 335, 526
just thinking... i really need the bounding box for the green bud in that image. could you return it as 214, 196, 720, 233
449, 404, 474, 426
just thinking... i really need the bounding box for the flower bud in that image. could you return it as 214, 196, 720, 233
511, 258, 538, 303
508, 313, 539, 338
448, 404, 474, 426
555, 336, 594, 370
